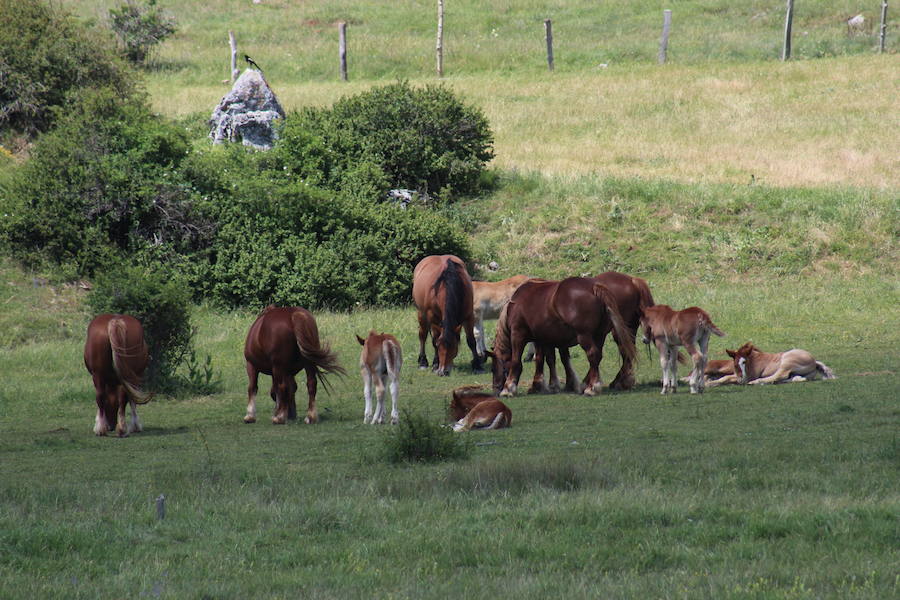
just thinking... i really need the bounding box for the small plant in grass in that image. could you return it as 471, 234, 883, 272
381, 410, 470, 464
180, 350, 221, 396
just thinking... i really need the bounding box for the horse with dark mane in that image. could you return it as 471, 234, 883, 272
491, 277, 637, 396
243, 306, 345, 424
84, 314, 152, 437
412, 255, 483, 376
490, 271, 653, 394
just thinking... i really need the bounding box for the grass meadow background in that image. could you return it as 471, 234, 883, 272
2, 0, 899, 598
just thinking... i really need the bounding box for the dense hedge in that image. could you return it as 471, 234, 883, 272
0, 0, 133, 137
276, 81, 494, 199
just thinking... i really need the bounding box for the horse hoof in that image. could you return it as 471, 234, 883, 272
304, 415, 318, 424
243, 416, 256, 424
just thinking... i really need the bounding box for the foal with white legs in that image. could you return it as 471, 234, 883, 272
641, 305, 725, 394
357, 331, 402, 425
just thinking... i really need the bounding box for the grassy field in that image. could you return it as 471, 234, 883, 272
2, 1, 899, 598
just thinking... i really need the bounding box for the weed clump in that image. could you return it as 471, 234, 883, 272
381, 411, 469, 464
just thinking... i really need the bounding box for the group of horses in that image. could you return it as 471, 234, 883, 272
84, 253, 834, 437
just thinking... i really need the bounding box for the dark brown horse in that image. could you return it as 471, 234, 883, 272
243, 306, 345, 424
490, 272, 653, 394
84, 314, 152, 437
491, 277, 637, 397
412, 255, 483, 376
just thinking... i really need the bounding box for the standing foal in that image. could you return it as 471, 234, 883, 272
357, 331, 402, 424
641, 305, 725, 394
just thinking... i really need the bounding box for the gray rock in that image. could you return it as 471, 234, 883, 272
209, 69, 285, 150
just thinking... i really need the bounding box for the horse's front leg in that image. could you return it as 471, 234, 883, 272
528, 345, 549, 394
473, 313, 487, 360
463, 315, 484, 373
500, 337, 527, 397
558, 347, 581, 393
416, 311, 430, 369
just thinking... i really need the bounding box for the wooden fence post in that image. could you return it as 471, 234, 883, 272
658, 9, 672, 64
782, 0, 794, 60
544, 19, 554, 71
436, 0, 444, 77
229, 31, 238, 82
339, 22, 348, 81
880, 1, 889, 53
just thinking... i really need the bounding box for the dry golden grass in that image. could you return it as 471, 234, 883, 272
154, 54, 898, 189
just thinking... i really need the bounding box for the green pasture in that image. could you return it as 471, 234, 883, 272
2, 0, 899, 598
1, 256, 898, 599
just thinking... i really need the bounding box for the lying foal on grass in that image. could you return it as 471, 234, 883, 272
706, 342, 836, 386
357, 331, 402, 424
449, 386, 512, 432
641, 305, 725, 394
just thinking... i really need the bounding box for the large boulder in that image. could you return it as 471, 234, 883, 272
209, 69, 285, 150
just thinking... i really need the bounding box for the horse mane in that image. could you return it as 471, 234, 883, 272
631, 275, 655, 312
493, 302, 511, 358
433, 258, 466, 345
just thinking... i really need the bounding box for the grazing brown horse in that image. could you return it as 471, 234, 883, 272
706, 342, 836, 386
449, 386, 512, 432
492, 277, 636, 397
490, 271, 653, 394
84, 314, 152, 437
244, 306, 344, 425
641, 305, 725, 394
356, 330, 402, 425
412, 255, 483, 376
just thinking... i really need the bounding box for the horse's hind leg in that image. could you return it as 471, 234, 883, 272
559, 347, 581, 393
416, 311, 430, 369
128, 398, 142, 434
578, 334, 604, 396
92, 375, 110, 436
303, 366, 319, 424
361, 367, 374, 424
528, 345, 549, 394
286, 375, 298, 421
609, 330, 636, 391
463, 314, 484, 373
271, 368, 290, 425
244, 361, 260, 423
115, 385, 129, 437
387, 366, 400, 425
372, 373, 387, 424
688, 335, 709, 394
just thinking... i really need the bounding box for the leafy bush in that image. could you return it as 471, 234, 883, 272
108, 0, 176, 65
381, 410, 470, 464
1, 88, 212, 276
276, 81, 494, 199
86, 263, 193, 388
0, 0, 133, 137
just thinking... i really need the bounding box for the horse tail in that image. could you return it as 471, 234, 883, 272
701, 312, 726, 337
434, 258, 467, 345
383, 338, 402, 376
815, 361, 836, 380
487, 411, 508, 430
107, 317, 153, 405
592, 283, 637, 367
291, 310, 346, 393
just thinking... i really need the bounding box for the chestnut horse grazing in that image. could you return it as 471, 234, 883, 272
641, 305, 725, 394
449, 386, 512, 432
356, 330, 402, 425
709, 342, 835, 386
244, 306, 344, 425
472, 274, 531, 359
412, 255, 483, 376
84, 314, 152, 437
493, 277, 636, 397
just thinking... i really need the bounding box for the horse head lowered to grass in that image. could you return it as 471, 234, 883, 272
412, 254, 483, 376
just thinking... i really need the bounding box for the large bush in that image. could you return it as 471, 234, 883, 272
108, 0, 177, 65
276, 81, 494, 199
0, 0, 133, 138
1, 88, 211, 276
87, 263, 193, 388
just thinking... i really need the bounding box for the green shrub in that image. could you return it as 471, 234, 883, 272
1, 88, 211, 276
108, 0, 177, 65
381, 410, 470, 464
0, 0, 133, 137
86, 263, 193, 389
277, 81, 494, 199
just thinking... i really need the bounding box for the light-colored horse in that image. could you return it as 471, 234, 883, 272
706, 342, 836, 386
356, 331, 402, 424
449, 386, 512, 432
641, 305, 725, 394
472, 275, 531, 359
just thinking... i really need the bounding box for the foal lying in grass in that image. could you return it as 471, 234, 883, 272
706, 342, 836, 386
449, 386, 512, 432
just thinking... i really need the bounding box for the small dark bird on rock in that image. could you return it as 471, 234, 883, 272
244, 55, 262, 72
